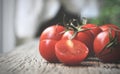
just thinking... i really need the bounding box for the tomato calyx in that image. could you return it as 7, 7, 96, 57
68, 23, 91, 39
63, 17, 91, 39
99, 29, 120, 56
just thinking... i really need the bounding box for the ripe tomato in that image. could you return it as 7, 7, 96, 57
40, 40, 59, 62
62, 30, 92, 56
100, 24, 120, 31
82, 24, 102, 38
82, 24, 97, 28
39, 25, 65, 62
94, 29, 120, 62
81, 24, 102, 56
55, 39, 89, 65
40, 25, 65, 40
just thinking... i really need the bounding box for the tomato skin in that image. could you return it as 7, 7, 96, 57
62, 31, 91, 47
82, 24, 102, 38
62, 30, 93, 56
100, 24, 120, 31
89, 27, 102, 38
40, 25, 65, 41
39, 39, 59, 62
61, 31, 74, 40
62, 30, 93, 47
81, 24, 102, 56
39, 25, 65, 62
77, 31, 94, 56
82, 24, 97, 28
94, 30, 120, 62
76, 31, 93, 51
55, 39, 89, 65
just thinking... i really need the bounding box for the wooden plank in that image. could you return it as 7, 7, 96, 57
0, 39, 120, 74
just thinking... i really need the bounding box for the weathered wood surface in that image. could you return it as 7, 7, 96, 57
0, 39, 120, 74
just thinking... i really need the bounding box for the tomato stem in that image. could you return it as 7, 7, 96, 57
62, 15, 90, 39
99, 29, 119, 56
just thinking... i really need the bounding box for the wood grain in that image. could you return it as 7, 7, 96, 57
0, 39, 120, 74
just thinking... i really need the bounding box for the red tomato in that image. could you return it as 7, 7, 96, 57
82, 24, 97, 28
39, 25, 65, 62
39, 40, 59, 62
100, 24, 120, 31
82, 24, 102, 38
62, 30, 92, 55
55, 39, 89, 65
94, 29, 120, 62
81, 24, 102, 56
40, 25, 65, 40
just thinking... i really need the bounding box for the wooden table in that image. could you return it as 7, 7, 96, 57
0, 39, 120, 74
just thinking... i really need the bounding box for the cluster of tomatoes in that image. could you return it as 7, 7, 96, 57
39, 22, 120, 65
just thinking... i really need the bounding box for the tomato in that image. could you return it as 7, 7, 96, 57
100, 24, 120, 31
94, 29, 120, 62
62, 30, 94, 56
81, 24, 102, 56
55, 39, 89, 65
82, 24, 97, 28
39, 25, 65, 62
62, 30, 93, 56
40, 25, 65, 40
40, 40, 59, 62
82, 24, 102, 38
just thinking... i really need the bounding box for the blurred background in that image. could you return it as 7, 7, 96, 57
0, 0, 120, 53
